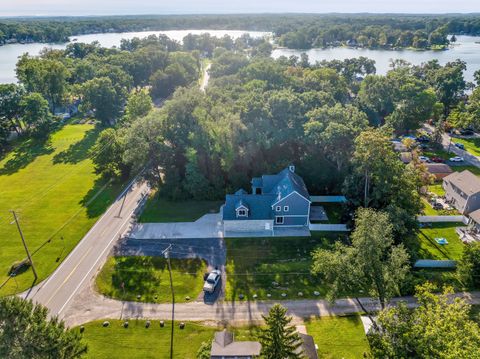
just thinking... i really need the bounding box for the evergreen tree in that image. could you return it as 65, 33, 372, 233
260, 304, 302, 359
0, 296, 87, 358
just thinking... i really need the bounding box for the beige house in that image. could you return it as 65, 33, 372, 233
443, 170, 480, 214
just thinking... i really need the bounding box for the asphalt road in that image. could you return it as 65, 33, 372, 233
23, 178, 150, 318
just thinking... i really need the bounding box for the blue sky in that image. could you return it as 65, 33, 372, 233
1, 0, 479, 16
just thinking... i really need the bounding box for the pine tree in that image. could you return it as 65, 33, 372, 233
260, 304, 303, 359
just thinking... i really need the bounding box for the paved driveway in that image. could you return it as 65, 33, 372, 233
128, 213, 224, 239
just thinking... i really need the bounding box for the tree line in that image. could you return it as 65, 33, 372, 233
3, 14, 480, 50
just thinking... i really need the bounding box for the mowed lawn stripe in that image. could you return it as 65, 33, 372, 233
0, 124, 123, 296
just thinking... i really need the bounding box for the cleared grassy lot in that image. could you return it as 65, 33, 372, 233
453, 137, 480, 157
80, 320, 216, 359
417, 223, 465, 260
305, 315, 369, 359
0, 124, 122, 295
96, 256, 207, 303
225, 233, 348, 301
138, 193, 222, 223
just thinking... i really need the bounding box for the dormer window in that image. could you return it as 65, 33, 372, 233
237, 209, 247, 217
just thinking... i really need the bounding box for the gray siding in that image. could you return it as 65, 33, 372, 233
273, 192, 309, 216
278, 216, 309, 226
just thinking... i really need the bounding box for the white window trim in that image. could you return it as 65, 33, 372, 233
275, 216, 284, 224
236, 209, 248, 217
284, 206, 289, 212
276, 206, 281, 212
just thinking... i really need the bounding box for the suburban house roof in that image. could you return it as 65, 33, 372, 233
210, 330, 261, 357
469, 208, 480, 224
425, 163, 453, 174
223, 167, 310, 221
223, 193, 275, 220
444, 170, 480, 196
297, 333, 319, 359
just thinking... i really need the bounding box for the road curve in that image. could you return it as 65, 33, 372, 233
23, 177, 149, 318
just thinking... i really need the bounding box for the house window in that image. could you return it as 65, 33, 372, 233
255, 188, 262, 195
284, 206, 289, 212
275, 216, 284, 224
276, 206, 281, 212
237, 209, 247, 217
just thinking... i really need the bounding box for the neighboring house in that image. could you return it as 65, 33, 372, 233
443, 170, 480, 214
296, 333, 319, 359
210, 330, 261, 359
222, 166, 311, 234
425, 163, 453, 181
467, 208, 480, 232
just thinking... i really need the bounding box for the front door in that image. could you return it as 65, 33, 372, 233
275, 216, 284, 225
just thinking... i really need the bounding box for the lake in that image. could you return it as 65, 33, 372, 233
0, 29, 270, 83
1, 31, 480, 83
272, 35, 480, 82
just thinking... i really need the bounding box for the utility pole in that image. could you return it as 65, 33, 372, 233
163, 244, 174, 359
11, 211, 37, 281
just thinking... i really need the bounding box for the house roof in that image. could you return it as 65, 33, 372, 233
210, 330, 262, 357
223, 167, 310, 221
223, 193, 275, 220
297, 333, 319, 359
425, 163, 453, 174
444, 170, 480, 196
470, 208, 480, 224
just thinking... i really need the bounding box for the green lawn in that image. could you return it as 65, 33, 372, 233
428, 183, 445, 196
453, 137, 480, 157
80, 320, 216, 359
305, 315, 370, 359
138, 193, 222, 223
96, 256, 207, 303
225, 233, 348, 301
421, 198, 459, 216
417, 223, 465, 260
0, 124, 123, 295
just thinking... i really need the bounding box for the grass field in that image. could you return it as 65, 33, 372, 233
96, 256, 207, 303
417, 223, 465, 260
80, 320, 216, 359
0, 123, 123, 295
138, 193, 222, 223
428, 183, 446, 196
305, 315, 369, 359
225, 233, 348, 301
453, 137, 480, 157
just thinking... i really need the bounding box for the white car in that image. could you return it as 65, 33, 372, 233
419, 156, 430, 163
203, 269, 221, 293
449, 156, 464, 162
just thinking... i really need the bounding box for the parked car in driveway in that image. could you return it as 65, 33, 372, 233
203, 269, 221, 293
460, 129, 474, 136
432, 202, 444, 210
419, 156, 430, 163
454, 142, 465, 150
449, 156, 464, 162
431, 157, 444, 163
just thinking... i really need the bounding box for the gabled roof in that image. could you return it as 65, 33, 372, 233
263, 168, 310, 202
297, 333, 319, 359
223, 193, 275, 220
425, 163, 453, 174
444, 170, 480, 196
235, 199, 249, 211
211, 330, 262, 357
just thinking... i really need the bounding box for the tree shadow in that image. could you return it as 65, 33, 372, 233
52, 127, 101, 164
79, 178, 121, 219
0, 137, 53, 175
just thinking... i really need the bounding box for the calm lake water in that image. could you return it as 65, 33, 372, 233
0, 29, 269, 83
272, 35, 480, 82
1, 31, 480, 84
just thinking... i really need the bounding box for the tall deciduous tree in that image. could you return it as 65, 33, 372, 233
123, 88, 153, 123
20, 92, 52, 135
368, 283, 480, 358
81, 77, 123, 126
311, 208, 410, 318
259, 304, 302, 359
0, 296, 87, 358
457, 242, 480, 288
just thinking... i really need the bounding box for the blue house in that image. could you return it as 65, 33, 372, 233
222, 165, 311, 234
